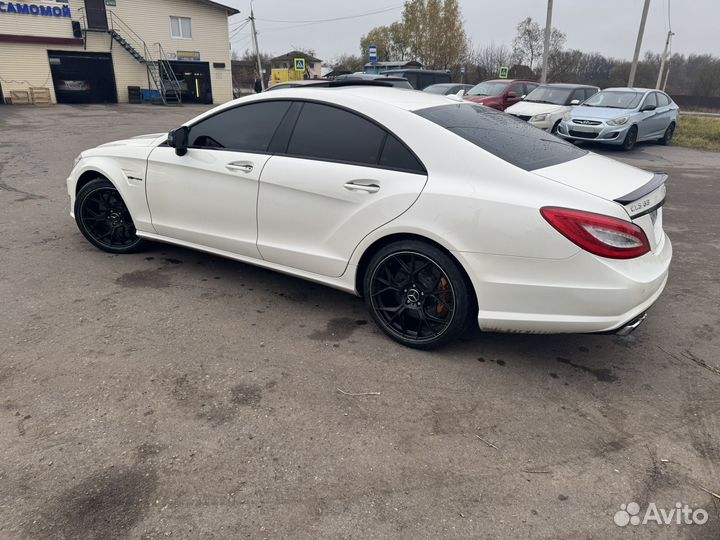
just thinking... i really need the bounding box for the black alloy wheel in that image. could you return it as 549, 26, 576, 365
75, 178, 145, 253
622, 125, 638, 151
363, 240, 473, 349
658, 122, 675, 145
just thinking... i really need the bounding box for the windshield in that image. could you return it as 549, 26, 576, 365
583, 91, 642, 109
415, 104, 587, 171
467, 81, 507, 97
525, 86, 574, 105
424, 84, 452, 94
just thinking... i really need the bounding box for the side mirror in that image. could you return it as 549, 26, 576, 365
507, 92, 518, 99
641, 104, 656, 112
570, 99, 580, 105
520, 94, 527, 99
168, 126, 189, 156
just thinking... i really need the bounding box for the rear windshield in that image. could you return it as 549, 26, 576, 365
415, 104, 587, 171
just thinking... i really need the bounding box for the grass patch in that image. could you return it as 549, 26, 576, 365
674, 116, 720, 151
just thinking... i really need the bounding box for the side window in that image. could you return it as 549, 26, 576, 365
286, 103, 386, 166
523, 83, 538, 96
379, 134, 425, 173
642, 92, 657, 109
584, 87, 598, 100
188, 101, 291, 152
570, 89, 585, 103
656, 92, 671, 107
508, 84, 523, 97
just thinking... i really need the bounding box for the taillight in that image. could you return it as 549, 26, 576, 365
540, 207, 650, 259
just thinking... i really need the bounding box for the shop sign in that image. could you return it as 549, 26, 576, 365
0, 2, 72, 17
177, 50, 201, 62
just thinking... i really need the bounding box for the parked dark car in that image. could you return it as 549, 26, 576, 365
423, 83, 474, 96
379, 69, 452, 90
334, 73, 413, 89
464, 79, 539, 111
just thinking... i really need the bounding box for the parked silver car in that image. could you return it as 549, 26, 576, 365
557, 88, 679, 150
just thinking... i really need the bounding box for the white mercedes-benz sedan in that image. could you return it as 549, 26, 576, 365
67, 85, 672, 349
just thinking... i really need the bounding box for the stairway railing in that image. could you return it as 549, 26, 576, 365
155, 43, 183, 104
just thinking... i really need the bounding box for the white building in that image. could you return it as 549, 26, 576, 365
0, 0, 238, 105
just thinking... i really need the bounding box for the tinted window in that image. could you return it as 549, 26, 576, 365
656, 92, 671, 106
379, 134, 425, 173
287, 103, 386, 165
189, 101, 291, 151
415, 104, 587, 171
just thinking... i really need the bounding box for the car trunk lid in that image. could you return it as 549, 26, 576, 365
533, 152, 667, 249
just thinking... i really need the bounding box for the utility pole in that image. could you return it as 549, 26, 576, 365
541, 0, 553, 84
656, 30, 674, 89
249, 5, 264, 91
628, 0, 651, 88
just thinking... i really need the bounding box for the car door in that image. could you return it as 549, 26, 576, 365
256, 101, 428, 277
145, 100, 292, 258
637, 92, 658, 139
653, 92, 674, 136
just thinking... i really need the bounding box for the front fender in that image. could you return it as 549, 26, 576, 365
68, 153, 154, 233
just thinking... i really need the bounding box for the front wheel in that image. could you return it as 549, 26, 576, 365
363, 240, 474, 349
658, 122, 675, 145
622, 125, 638, 151
74, 178, 146, 254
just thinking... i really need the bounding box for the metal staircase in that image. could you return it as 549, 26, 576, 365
75, 10, 182, 106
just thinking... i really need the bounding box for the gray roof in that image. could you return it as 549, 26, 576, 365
197, 0, 240, 15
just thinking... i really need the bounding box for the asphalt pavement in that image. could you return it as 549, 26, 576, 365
0, 104, 719, 539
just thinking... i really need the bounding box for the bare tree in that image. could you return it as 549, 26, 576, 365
512, 17, 565, 73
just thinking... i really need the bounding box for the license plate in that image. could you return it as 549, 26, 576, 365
571, 124, 595, 133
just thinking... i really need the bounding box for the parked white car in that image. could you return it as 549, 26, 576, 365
67, 86, 671, 348
505, 83, 599, 133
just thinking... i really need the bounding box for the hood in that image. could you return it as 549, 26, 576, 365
533, 152, 654, 201
570, 105, 634, 121
97, 133, 166, 148
506, 101, 567, 116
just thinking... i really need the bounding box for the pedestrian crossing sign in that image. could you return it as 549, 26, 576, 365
294, 58, 306, 72
499, 66, 509, 79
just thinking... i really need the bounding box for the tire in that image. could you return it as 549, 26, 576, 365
74, 178, 146, 254
658, 122, 675, 145
362, 240, 474, 349
551, 120, 561, 134
622, 125, 638, 151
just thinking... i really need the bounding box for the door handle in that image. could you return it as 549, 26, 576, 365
226, 161, 254, 173
344, 181, 380, 193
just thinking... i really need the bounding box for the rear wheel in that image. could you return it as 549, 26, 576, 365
622, 125, 638, 151
75, 178, 146, 254
658, 122, 675, 145
363, 240, 474, 349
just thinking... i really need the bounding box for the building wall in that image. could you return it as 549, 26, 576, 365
0, 0, 234, 104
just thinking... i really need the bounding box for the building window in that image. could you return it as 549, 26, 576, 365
170, 16, 192, 39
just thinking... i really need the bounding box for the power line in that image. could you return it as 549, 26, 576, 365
255, 4, 403, 25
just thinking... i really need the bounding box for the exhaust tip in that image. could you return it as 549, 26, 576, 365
616, 312, 648, 336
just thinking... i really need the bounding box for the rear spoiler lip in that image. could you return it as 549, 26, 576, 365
614, 172, 667, 219
614, 172, 668, 204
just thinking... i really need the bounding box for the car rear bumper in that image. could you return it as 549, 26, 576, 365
454, 234, 672, 334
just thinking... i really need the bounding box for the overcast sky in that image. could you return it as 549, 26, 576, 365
224, 0, 719, 63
